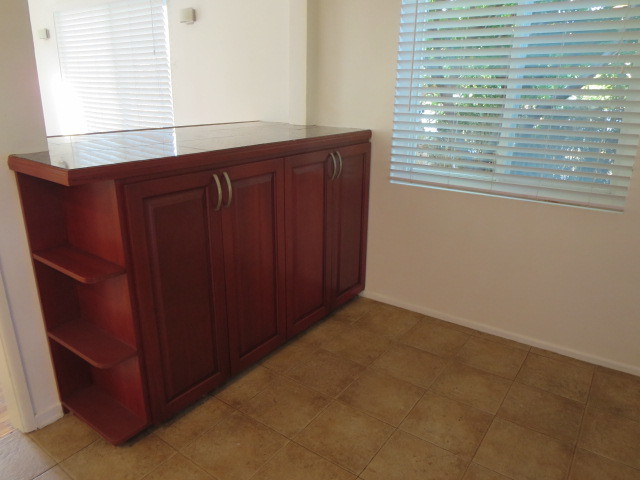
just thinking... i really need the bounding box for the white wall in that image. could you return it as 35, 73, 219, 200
307, 0, 640, 375
0, 0, 63, 430
28, 0, 294, 135
168, 0, 291, 126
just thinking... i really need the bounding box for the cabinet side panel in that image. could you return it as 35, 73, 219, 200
93, 357, 147, 417
76, 276, 136, 345
65, 181, 125, 266
142, 189, 223, 401
33, 263, 82, 331
284, 153, 331, 334
15, 173, 67, 251
48, 342, 92, 398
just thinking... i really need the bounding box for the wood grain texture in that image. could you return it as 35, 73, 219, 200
63, 384, 147, 445
33, 245, 125, 284
222, 159, 287, 373
15, 173, 67, 251
284, 150, 332, 336
65, 180, 126, 266
48, 320, 136, 369
331, 143, 371, 307
125, 171, 230, 421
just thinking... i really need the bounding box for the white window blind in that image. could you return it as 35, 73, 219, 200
54, 0, 173, 134
391, 0, 640, 211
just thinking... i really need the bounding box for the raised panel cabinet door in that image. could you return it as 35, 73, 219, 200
284, 150, 333, 336
125, 171, 229, 421
220, 159, 287, 373
331, 143, 371, 307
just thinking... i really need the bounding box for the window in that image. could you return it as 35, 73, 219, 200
391, 0, 640, 211
54, 0, 173, 134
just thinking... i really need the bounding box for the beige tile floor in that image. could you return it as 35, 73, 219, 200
2, 297, 640, 480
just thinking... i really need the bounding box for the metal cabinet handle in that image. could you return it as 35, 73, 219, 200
336, 151, 343, 179
222, 171, 233, 208
329, 152, 338, 180
212, 174, 223, 211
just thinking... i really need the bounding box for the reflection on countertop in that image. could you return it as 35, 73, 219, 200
14, 122, 363, 170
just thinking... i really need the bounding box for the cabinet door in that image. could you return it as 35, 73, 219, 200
125, 171, 229, 421
284, 151, 333, 336
331, 143, 371, 307
220, 159, 287, 373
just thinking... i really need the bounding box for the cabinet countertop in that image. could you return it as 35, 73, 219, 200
8, 121, 371, 186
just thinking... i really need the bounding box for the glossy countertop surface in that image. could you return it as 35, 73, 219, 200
13, 122, 365, 170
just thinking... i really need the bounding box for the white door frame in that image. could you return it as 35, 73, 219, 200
0, 267, 37, 432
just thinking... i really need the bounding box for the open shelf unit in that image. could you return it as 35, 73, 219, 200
33, 245, 125, 284
16, 174, 150, 444
63, 385, 147, 445
47, 319, 136, 369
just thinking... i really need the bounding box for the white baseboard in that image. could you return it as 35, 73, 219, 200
362, 290, 640, 377
33, 402, 63, 430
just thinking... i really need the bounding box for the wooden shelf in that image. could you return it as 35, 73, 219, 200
63, 386, 148, 445
33, 245, 125, 284
48, 321, 136, 369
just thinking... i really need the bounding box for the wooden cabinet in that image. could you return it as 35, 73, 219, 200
284, 143, 370, 335
220, 160, 286, 373
14, 175, 149, 445
125, 159, 286, 419
330, 143, 370, 306
125, 171, 230, 421
8, 122, 370, 444
284, 150, 333, 334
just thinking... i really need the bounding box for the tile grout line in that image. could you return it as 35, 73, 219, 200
464, 374, 515, 477
177, 453, 221, 480
460, 347, 529, 480
350, 419, 396, 478
566, 364, 597, 480
587, 366, 640, 424
243, 438, 291, 480
385, 428, 474, 479
288, 435, 365, 478
576, 404, 640, 472
30, 424, 100, 477
135, 443, 179, 480
172, 400, 244, 453
286, 439, 358, 479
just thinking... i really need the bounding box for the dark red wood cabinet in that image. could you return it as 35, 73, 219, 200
284, 142, 370, 336
13, 175, 150, 445
126, 159, 288, 421
219, 160, 287, 374
9, 123, 371, 444
124, 170, 231, 422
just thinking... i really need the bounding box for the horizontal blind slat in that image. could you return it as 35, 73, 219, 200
393, 114, 640, 131
393, 104, 639, 122
393, 125, 639, 144
390, 156, 633, 180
